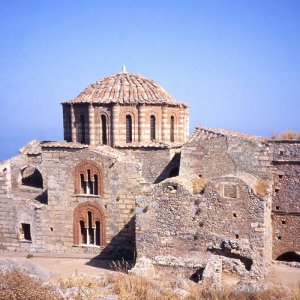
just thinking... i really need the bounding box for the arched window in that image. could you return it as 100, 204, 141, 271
74, 161, 103, 196
21, 166, 43, 189
170, 116, 175, 142
73, 201, 106, 246
80, 114, 85, 144
150, 115, 156, 140
126, 115, 133, 143
101, 115, 108, 145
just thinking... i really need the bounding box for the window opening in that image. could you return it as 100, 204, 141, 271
94, 175, 98, 195
170, 116, 175, 142
80, 220, 86, 244
101, 115, 108, 145
21, 167, 43, 189
80, 114, 85, 144
126, 115, 133, 143
150, 115, 156, 140
95, 221, 100, 246
21, 223, 32, 241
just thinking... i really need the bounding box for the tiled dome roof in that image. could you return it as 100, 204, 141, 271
67, 72, 186, 106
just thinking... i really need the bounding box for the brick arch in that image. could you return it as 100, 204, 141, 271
74, 160, 104, 196
73, 201, 106, 246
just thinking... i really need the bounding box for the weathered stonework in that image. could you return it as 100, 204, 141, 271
0, 70, 299, 281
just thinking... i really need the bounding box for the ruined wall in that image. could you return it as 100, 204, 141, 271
180, 127, 272, 180
272, 214, 300, 258
0, 142, 142, 259
271, 141, 300, 258
136, 175, 272, 277
121, 147, 181, 183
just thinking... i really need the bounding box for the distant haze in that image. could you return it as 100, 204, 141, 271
1, 0, 300, 160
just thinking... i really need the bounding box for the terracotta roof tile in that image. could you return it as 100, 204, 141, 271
62, 73, 187, 107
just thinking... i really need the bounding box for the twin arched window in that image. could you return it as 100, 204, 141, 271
73, 202, 105, 246
75, 161, 103, 196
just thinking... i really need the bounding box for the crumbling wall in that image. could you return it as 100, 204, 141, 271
271, 141, 300, 259
136, 175, 271, 277
180, 127, 272, 180
121, 147, 181, 183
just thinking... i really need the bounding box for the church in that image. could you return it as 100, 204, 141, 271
0, 68, 299, 278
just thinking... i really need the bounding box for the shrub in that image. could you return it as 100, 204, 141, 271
271, 131, 300, 140
0, 270, 60, 300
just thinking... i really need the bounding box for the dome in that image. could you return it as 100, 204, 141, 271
68, 72, 186, 106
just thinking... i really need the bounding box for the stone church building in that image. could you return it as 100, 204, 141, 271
0, 68, 299, 278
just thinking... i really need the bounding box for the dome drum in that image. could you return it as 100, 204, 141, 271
62, 72, 189, 147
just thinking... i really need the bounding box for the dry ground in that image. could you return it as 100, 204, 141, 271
0, 255, 300, 289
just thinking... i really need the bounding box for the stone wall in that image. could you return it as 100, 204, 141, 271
180, 127, 273, 180
0, 142, 142, 259
120, 147, 181, 183
135, 175, 272, 277
272, 214, 300, 258
63, 103, 189, 146
270, 141, 300, 259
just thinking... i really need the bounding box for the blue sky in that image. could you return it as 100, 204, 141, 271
1, 0, 299, 160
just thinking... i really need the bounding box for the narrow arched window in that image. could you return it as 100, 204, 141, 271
150, 115, 156, 140
170, 116, 175, 142
80, 115, 85, 144
101, 115, 108, 145
126, 115, 133, 143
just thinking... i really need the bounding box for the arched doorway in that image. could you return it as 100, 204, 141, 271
276, 251, 300, 263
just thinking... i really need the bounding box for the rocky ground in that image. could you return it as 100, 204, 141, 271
0, 255, 299, 299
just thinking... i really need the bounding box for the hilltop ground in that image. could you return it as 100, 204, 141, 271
0, 255, 299, 289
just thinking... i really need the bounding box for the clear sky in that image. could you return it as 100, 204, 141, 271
1, 0, 300, 160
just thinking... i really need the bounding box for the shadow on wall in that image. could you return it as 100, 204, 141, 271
209, 248, 253, 271
154, 152, 181, 184
86, 215, 136, 269
35, 189, 48, 205
276, 252, 300, 263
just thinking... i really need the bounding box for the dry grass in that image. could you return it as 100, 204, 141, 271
255, 179, 269, 198
271, 131, 300, 140
109, 273, 180, 300
0, 270, 60, 300
192, 177, 208, 194
187, 284, 300, 300
1, 268, 300, 300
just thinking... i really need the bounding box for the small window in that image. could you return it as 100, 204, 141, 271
277, 235, 282, 240
80, 114, 85, 144
170, 116, 175, 142
21, 223, 32, 241
233, 213, 237, 218
150, 115, 156, 140
278, 174, 283, 179
275, 206, 280, 210
126, 115, 133, 143
101, 115, 108, 145
281, 220, 286, 225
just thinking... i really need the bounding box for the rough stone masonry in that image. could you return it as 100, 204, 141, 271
0, 70, 299, 281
